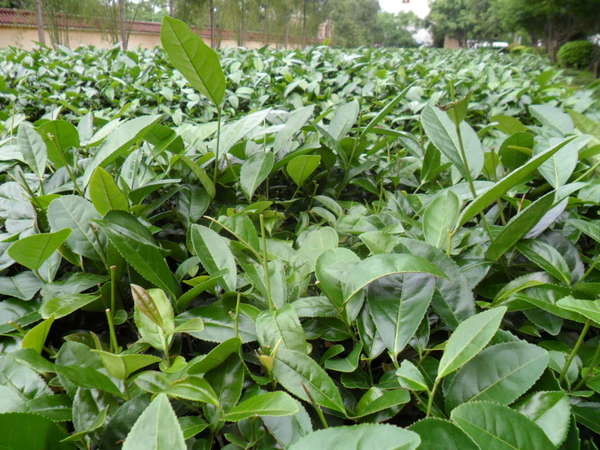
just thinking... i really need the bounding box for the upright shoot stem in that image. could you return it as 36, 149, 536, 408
259, 214, 274, 311
560, 319, 591, 386
426, 378, 440, 418
213, 106, 222, 184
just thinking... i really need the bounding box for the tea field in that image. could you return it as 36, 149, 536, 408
0, 17, 600, 449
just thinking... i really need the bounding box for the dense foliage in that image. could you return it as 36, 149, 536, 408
429, 0, 600, 57
1, 16, 600, 449
558, 41, 598, 70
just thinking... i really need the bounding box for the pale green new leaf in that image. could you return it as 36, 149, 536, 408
122, 394, 186, 450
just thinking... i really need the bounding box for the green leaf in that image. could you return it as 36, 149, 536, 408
17, 122, 47, 178
421, 104, 483, 179
569, 218, 600, 244
88, 167, 129, 215
9, 229, 71, 271
99, 397, 150, 449
0, 272, 42, 301
324, 100, 360, 142
517, 240, 571, 285
492, 115, 529, 134
423, 190, 460, 250
296, 226, 339, 271
122, 394, 186, 450
40, 294, 100, 320
538, 136, 589, 188
450, 401, 555, 450
177, 155, 215, 198
367, 273, 435, 358
530, 104, 574, 135
133, 286, 175, 353
396, 360, 428, 391
81, 115, 162, 185
557, 297, 600, 326
190, 224, 236, 292
457, 136, 575, 227
178, 301, 257, 343
287, 154, 321, 187
437, 307, 507, 379
324, 342, 363, 372
289, 424, 420, 450
96, 211, 180, 297
179, 416, 208, 440
343, 254, 446, 304
21, 394, 72, 422
0, 412, 75, 449
409, 418, 478, 450
517, 391, 571, 447
38, 119, 78, 168
316, 248, 361, 309
224, 392, 299, 421
47, 195, 104, 261
160, 16, 225, 106
273, 105, 315, 155
167, 376, 219, 404
55, 364, 123, 398
256, 305, 307, 353
262, 402, 313, 448
351, 387, 410, 418
361, 85, 413, 138
186, 337, 241, 374
486, 190, 556, 261
240, 151, 274, 201
92, 350, 161, 380
444, 342, 549, 410
272, 348, 345, 413
22, 317, 54, 354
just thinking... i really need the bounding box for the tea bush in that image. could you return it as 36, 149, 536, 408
558, 40, 597, 70
0, 17, 600, 449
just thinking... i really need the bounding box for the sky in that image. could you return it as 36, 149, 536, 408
379, 0, 431, 18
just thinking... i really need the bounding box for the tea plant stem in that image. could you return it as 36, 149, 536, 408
575, 338, 600, 390
234, 292, 241, 339
580, 255, 600, 282
573, 342, 600, 391
259, 214, 274, 311
426, 378, 440, 418
105, 308, 119, 353
560, 319, 591, 385
110, 265, 118, 313
302, 384, 328, 428
64, 162, 82, 196
213, 106, 222, 184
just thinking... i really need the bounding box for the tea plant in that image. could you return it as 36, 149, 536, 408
0, 16, 600, 449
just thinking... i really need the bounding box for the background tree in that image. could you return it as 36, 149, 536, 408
494, 0, 600, 59
428, 0, 504, 47
329, 0, 380, 47
376, 11, 421, 48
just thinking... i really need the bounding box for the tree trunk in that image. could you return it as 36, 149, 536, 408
265, 0, 270, 47
238, 0, 245, 47
209, 0, 215, 48
168, 0, 175, 16
35, 0, 46, 45
302, 0, 307, 46
118, 0, 128, 50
